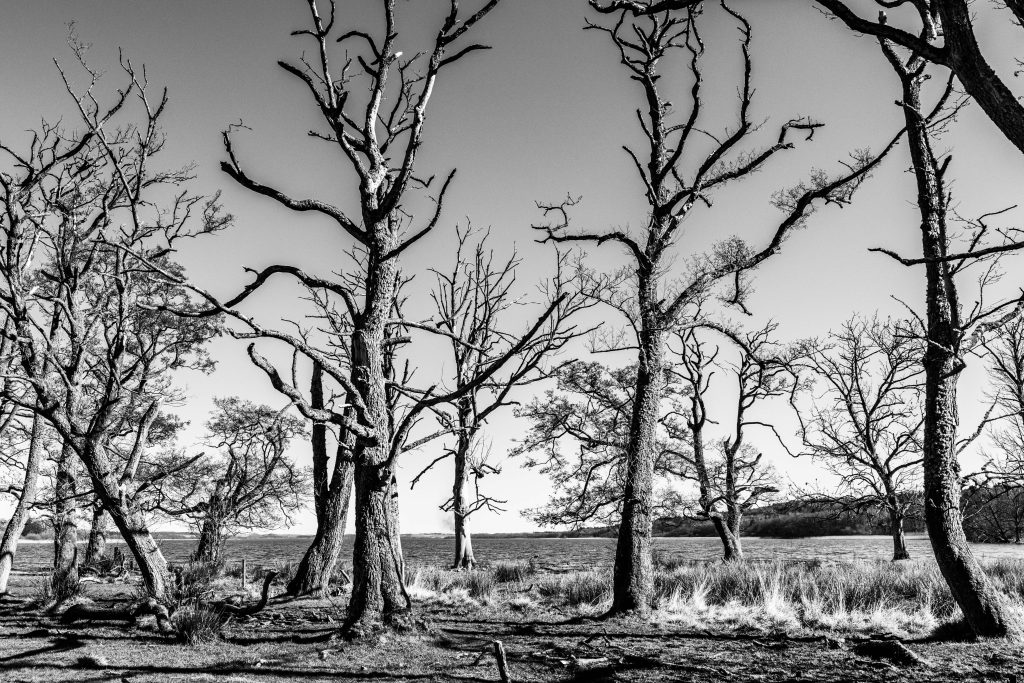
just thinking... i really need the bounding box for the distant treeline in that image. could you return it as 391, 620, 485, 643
527, 499, 929, 540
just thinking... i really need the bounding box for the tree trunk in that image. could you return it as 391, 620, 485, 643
452, 411, 476, 570
52, 441, 79, 592
84, 504, 108, 566
77, 440, 170, 600
900, 69, 1019, 637
288, 462, 354, 596
345, 250, 410, 632
711, 517, 743, 562
888, 506, 910, 561
193, 516, 224, 566
347, 465, 408, 631
0, 413, 45, 594
287, 363, 356, 597
610, 325, 664, 616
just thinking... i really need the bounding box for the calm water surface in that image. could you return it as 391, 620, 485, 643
12, 534, 1024, 573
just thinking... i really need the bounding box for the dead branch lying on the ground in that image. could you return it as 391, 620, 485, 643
56, 570, 279, 633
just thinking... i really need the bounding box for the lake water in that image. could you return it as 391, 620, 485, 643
11, 533, 1024, 574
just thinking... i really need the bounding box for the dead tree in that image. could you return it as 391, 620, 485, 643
412, 226, 591, 569
151, 0, 583, 632
789, 316, 925, 561
867, 15, 1024, 636
0, 43, 225, 600
662, 324, 786, 561
814, 0, 1024, 156
534, 1, 901, 616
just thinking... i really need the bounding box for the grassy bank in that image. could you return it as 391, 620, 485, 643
405, 557, 1024, 638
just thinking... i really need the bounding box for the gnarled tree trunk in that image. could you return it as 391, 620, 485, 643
345, 252, 410, 632
0, 413, 46, 594
610, 324, 664, 616
451, 413, 477, 570
193, 516, 225, 566
84, 504, 108, 567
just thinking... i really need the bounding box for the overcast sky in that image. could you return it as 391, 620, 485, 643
1, 0, 1022, 534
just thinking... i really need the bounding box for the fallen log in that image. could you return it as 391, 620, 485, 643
60, 598, 172, 633
212, 571, 278, 617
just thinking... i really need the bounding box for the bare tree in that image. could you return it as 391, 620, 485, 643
0, 42, 225, 600
157, 398, 308, 567
789, 316, 924, 561
156, 0, 595, 632
867, 16, 1024, 635
662, 325, 786, 561
410, 226, 591, 569
533, 1, 901, 615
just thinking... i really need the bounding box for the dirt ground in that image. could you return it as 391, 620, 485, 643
0, 574, 1021, 682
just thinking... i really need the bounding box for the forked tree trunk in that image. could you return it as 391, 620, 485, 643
52, 441, 80, 591
713, 513, 744, 563
0, 413, 46, 594
288, 363, 356, 597
900, 70, 1018, 636
610, 325, 664, 616
84, 504, 108, 566
76, 439, 171, 599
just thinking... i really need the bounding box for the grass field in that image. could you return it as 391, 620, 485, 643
0, 558, 1022, 681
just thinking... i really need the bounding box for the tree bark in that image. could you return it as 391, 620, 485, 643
345, 249, 410, 632
76, 439, 171, 599
900, 67, 1019, 637
452, 409, 477, 570
0, 413, 45, 594
84, 504, 108, 567
193, 516, 224, 566
52, 441, 79, 592
287, 363, 356, 597
935, 0, 1024, 157
889, 507, 910, 561
610, 324, 664, 616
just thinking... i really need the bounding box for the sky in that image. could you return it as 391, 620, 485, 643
1, 0, 1022, 534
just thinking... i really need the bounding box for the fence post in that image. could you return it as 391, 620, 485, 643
241, 558, 248, 589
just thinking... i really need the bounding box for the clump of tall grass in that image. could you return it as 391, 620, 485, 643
173, 605, 224, 645
493, 560, 536, 583
166, 562, 219, 612
536, 571, 611, 608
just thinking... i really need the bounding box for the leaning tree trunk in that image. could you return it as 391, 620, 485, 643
84, 504, 109, 566
902, 71, 1018, 637
52, 441, 80, 593
610, 322, 665, 617
0, 413, 46, 594
345, 250, 410, 633
287, 363, 356, 597
76, 439, 171, 599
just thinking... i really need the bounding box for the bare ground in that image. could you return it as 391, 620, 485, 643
0, 574, 1020, 682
